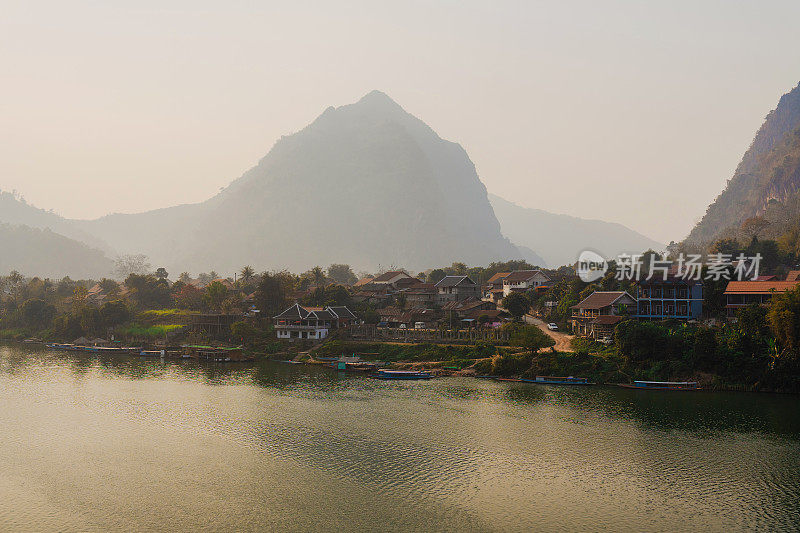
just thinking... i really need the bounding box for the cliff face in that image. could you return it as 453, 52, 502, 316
686, 82, 800, 246
75, 91, 524, 273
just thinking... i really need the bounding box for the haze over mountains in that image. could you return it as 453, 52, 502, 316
686, 82, 800, 247
1, 91, 665, 277
489, 195, 664, 267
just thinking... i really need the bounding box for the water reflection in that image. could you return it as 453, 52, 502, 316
0, 342, 798, 531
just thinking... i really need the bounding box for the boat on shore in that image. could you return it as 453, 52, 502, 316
45, 343, 141, 354
617, 380, 700, 391
520, 376, 594, 386
372, 369, 432, 380
493, 376, 594, 385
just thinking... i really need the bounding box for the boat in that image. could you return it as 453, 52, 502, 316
140, 350, 166, 357
520, 376, 594, 385
617, 380, 700, 391
493, 377, 523, 382
372, 369, 433, 380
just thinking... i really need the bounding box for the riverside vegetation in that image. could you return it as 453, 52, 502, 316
0, 253, 799, 392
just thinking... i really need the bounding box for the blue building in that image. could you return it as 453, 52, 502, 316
634, 269, 703, 321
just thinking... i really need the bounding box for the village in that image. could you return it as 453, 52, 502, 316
0, 252, 795, 391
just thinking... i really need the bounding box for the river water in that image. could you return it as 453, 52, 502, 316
0, 343, 798, 532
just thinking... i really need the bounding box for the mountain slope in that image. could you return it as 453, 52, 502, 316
0, 191, 110, 251
75, 91, 524, 273
686, 82, 800, 245
489, 194, 664, 267
0, 223, 113, 278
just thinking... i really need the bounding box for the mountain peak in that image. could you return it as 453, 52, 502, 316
352, 90, 405, 114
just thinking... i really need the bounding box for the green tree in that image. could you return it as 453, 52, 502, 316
99, 300, 130, 329
327, 264, 357, 285
99, 278, 120, 295
78, 306, 102, 337
505, 323, 556, 355
124, 273, 171, 309
427, 269, 447, 284
502, 292, 530, 321
255, 272, 287, 316
768, 284, 800, 359
240, 266, 255, 286
19, 298, 55, 328
155, 267, 169, 280
204, 281, 228, 311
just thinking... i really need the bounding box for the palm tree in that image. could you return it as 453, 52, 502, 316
240, 266, 255, 286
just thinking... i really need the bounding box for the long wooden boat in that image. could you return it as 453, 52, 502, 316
46, 343, 141, 354
519, 376, 594, 385
617, 380, 700, 391
372, 369, 432, 380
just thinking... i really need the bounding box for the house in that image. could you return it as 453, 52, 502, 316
502, 270, 551, 296
402, 282, 438, 306
786, 270, 800, 282
723, 280, 800, 317
354, 276, 374, 287
435, 275, 480, 303
442, 298, 498, 327
571, 291, 636, 340
633, 266, 702, 321
393, 276, 423, 290
377, 307, 437, 328
273, 303, 357, 341
442, 297, 496, 319
86, 283, 107, 305
482, 272, 510, 303
371, 270, 416, 289
461, 309, 508, 328
352, 283, 392, 304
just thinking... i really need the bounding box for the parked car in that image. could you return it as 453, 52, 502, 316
547, 323, 558, 331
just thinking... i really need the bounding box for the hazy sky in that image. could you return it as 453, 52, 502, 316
2, 1, 800, 243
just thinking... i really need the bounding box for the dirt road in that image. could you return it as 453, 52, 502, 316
524, 315, 574, 352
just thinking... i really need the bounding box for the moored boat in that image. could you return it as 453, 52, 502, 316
520, 376, 594, 385
618, 380, 700, 391
372, 369, 432, 380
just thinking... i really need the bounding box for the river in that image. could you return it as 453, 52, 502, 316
0, 343, 798, 532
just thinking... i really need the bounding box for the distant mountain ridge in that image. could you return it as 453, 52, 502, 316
686, 82, 800, 246
0, 91, 666, 275
0, 223, 112, 278
489, 194, 663, 267
71, 91, 528, 273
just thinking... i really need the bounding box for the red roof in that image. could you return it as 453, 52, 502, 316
724, 281, 800, 295
372, 271, 410, 283
485, 272, 510, 285
786, 270, 800, 282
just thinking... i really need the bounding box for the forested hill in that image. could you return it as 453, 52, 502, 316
686, 82, 800, 246
0, 224, 113, 278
